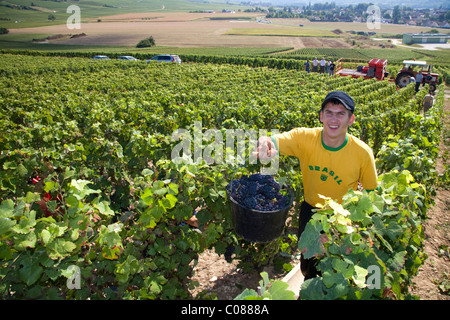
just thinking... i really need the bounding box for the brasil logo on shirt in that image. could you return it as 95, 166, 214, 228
309, 165, 342, 185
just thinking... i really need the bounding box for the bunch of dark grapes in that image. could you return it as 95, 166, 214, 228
227, 173, 288, 212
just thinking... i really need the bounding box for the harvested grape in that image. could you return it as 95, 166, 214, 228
227, 173, 288, 211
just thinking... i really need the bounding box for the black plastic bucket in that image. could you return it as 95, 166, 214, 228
227, 187, 294, 243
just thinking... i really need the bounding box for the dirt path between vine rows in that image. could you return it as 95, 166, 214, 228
189, 248, 292, 300
410, 88, 450, 300
190, 88, 450, 300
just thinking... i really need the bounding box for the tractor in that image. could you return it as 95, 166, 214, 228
395, 60, 439, 92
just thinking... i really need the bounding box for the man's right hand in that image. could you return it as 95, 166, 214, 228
252, 136, 278, 161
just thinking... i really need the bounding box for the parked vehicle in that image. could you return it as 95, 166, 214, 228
92, 55, 110, 60
147, 55, 182, 65
117, 56, 138, 61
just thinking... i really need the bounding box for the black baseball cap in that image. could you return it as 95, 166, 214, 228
321, 91, 355, 113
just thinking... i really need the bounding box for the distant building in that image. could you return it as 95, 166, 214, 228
402, 33, 449, 45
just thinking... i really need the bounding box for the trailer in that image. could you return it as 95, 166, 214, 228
336, 58, 389, 80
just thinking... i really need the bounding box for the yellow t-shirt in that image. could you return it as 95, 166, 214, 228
273, 127, 378, 207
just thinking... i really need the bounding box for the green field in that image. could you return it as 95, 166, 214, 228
0, 0, 248, 28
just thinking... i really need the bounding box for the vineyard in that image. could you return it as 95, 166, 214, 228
0, 52, 447, 300
273, 47, 450, 63
3, 48, 449, 86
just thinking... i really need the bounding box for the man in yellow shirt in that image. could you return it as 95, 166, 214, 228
254, 91, 378, 279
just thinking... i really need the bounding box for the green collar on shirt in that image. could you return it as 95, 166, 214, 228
321, 130, 349, 152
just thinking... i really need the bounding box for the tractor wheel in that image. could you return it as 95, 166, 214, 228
396, 72, 413, 88
429, 83, 436, 92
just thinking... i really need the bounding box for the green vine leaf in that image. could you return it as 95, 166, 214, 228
298, 219, 326, 259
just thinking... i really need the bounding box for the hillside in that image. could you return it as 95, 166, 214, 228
0, 0, 248, 28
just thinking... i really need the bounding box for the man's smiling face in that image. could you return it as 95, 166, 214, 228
320, 101, 355, 148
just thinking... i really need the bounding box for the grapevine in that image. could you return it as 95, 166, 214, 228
0, 52, 445, 300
